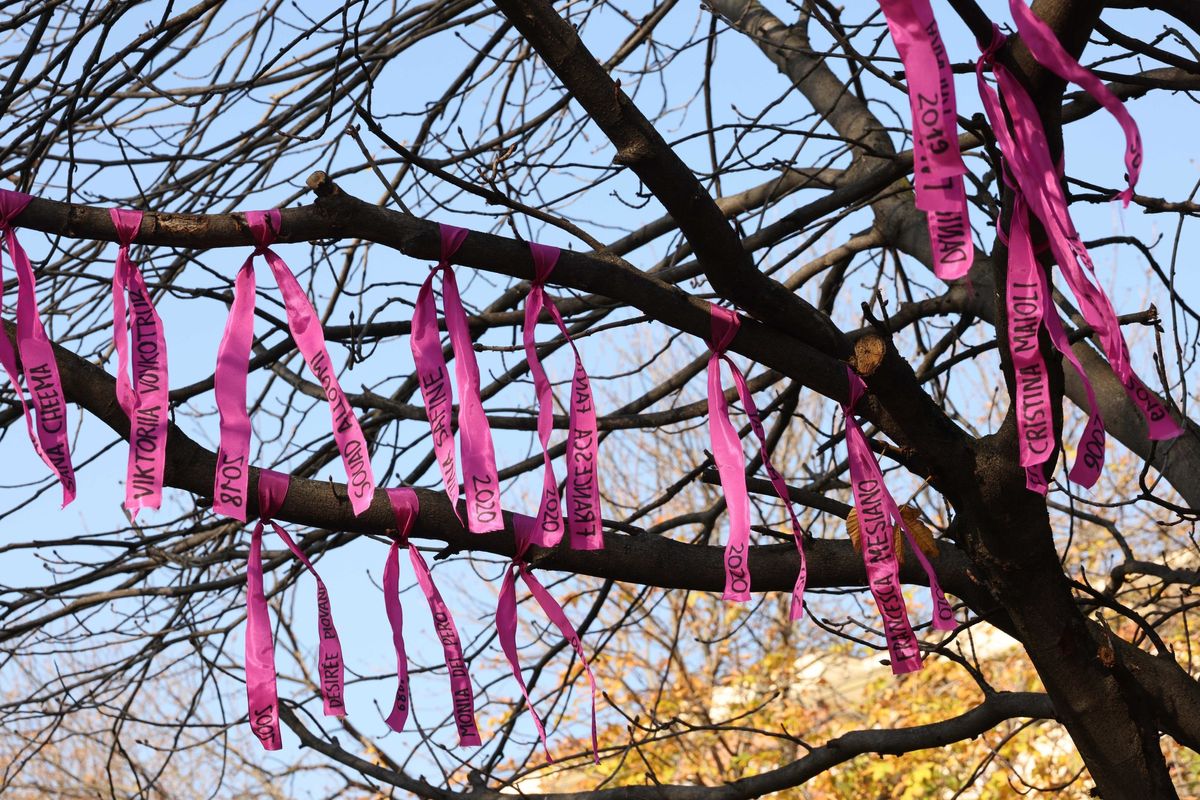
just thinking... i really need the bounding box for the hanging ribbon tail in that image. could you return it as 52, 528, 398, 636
383, 539, 411, 733
111, 214, 135, 424
523, 241, 603, 550
534, 264, 603, 551
706, 306, 752, 602
245, 516, 281, 750
878, 0, 974, 279
1007, 0, 1142, 201
723, 360, 807, 619
1005, 201, 1055, 476
212, 242, 260, 521
442, 264, 503, 533
439, 223, 502, 533
0, 189, 76, 507
888, 500, 957, 632
110, 208, 168, 515
1036, 265, 1107, 488
520, 567, 601, 764
250, 208, 375, 516
408, 545, 482, 746
410, 273, 464, 527
386, 486, 481, 746
495, 563, 552, 761
843, 368, 924, 675
0, 196, 68, 498
522, 280, 565, 549
267, 519, 346, 717
244, 469, 291, 750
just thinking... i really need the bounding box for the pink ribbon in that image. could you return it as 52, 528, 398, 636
110, 209, 169, 515
1004, 199, 1055, 487
410, 224, 502, 534
495, 513, 600, 763
383, 487, 481, 745
0, 189, 75, 506
705, 306, 807, 616
213, 209, 375, 521
843, 367, 956, 675
245, 469, 346, 751
878, 0, 974, 280
977, 24, 1181, 492
1007, 0, 1141, 205
521, 242, 603, 551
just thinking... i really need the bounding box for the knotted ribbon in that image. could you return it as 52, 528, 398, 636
521, 242, 603, 551
878, 0, 974, 280
410, 224, 502, 533
705, 306, 807, 616
495, 513, 600, 763
245, 469, 345, 751
110, 209, 168, 514
0, 189, 75, 506
214, 209, 375, 521
843, 367, 956, 674
977, 14, 1181, 493
383, 487, 481, 745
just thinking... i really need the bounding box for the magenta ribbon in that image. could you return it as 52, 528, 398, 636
410, 224, 502, 534
110, 209, 169, 515
495, 513, 600, 763
521, 242, 603, 551
843, 367, 956, 675
1004, 198, 1056, 489
705, 306, 807, 616
1007, 0, 1141, 205
213, 209, 376, 521
878, 0, 974, 280
245, 469, 346, 751
977, 20, 1181, 492
383, 487, 481, 745
0, 190, 76, 506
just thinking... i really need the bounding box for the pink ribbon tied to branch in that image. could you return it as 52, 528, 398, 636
213, 209, 376, 521
110, 209, 169, 515
495, 513, 600, 763
245, 469, 346, 751
843, 367, 956, 675
521, 242, 603, 551
410, 224, 503, 534
0, 189, 76, 506
977, 8, 1181, 493
877, 0, 974, 280
382, 487, 481, 746
705, 305, 808, 616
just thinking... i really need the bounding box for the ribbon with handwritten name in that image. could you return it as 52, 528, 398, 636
878, 0, 974, 279
1007, 0, 1141, 205
495, 513, 600, 763
706, 306, 807, 615
977, 19, 1181, 492
245, 469, 345, 751
383, 487, 481, 745
0, 190, 76, 506
410, 224, 502, 533
213, 209, 375, 521
521, 242, 603, 551
1003, 199, 1055, 490
843, 367, 956, 674
110, 209, 169, 514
